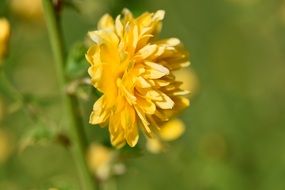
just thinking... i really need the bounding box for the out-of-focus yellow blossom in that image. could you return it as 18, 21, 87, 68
86, 9, 190, 147
146, 138, 165, 154
10, 0, 43, 22
87, 144, 114, 180
0, 129, 12, 164
173, 68, 199, 97
146, 118, 185, 153
159, 118, 185, 141
0, 18, 10, 62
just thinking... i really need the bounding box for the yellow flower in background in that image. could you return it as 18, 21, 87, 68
9, 0, 43, 22
87, 144, 126, 179
0, 18, 11, 62
173, 68, 199, 98
87, 144, 114, 180
159, 118, 185, 141
146, 138, 165, 154
86, 9, 190, 147
146, 118, 185, 154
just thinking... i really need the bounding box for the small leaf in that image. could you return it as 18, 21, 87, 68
66, 42, 89, 79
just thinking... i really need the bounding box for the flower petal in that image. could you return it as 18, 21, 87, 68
98, 14, 114, 30
89, 96, 110, 125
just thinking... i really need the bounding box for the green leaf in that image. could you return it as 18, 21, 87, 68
66, 42, 88, 80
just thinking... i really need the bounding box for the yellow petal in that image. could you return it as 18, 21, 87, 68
146, 61, 169, 74
115, 15, 123, 37
85, 45, 100, 65
172, 90, 190, 96
137, 97, 156, 114
109, 114, 126, 148
153, 10, 165, 21
122, 106, 139, 147
154, 110, 169, 122
89, 96, 109, 125
155, 92, 174, 109
88, 30, 119, 47
110, 133, 125, 148
136, 12, 152, 27
137, 44, 157, 59
88, 65, 102, 87
151, 46, 165, 59
136, 76, 152, 88
126, 127, 138, 147
144, 70, 166, 79
117, 79, 136, 104
153, 79, 170, 87
146, 90, 164, 101
176, 96, 190, 107
134, 106, 152, 137
122, 8, 134, 23
163, 97, 190, 118
123, 23, 139, 55
99, 71, 118, 107
98, 14, 114, 30
157, 38, 181, 47
144, 61, 169, 79
120, 105, 133, 131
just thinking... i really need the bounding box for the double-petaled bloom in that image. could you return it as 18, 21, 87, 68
86, 9, 190, 147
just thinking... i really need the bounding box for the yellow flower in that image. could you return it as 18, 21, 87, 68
0, 18, 10, 62
87, 144, 114, 180
159, 118, 185, 141
146, 118, 185, 154
10, 0, 43, 22
86, 9, 190, 147
146, 138, 165, 154
173, 68, 199, 98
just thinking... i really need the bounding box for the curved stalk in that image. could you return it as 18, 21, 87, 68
42, 0, 96, 189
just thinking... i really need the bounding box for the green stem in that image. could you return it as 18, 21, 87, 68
42, 1, 96, 189
0, 68, 23, 103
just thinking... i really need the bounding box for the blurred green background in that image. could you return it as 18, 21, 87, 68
1, 0, 285, 189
